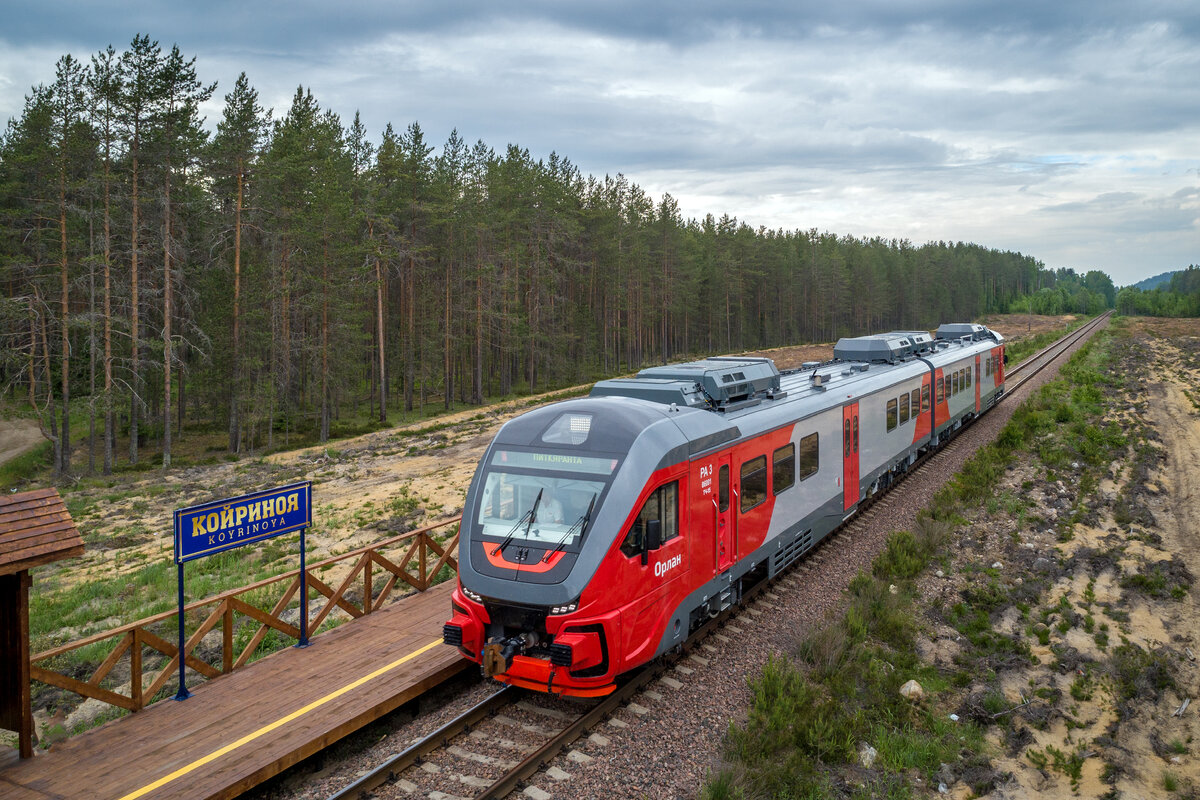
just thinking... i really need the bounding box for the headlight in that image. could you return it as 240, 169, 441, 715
462, 586, 484, 603
549, 602, 578, 615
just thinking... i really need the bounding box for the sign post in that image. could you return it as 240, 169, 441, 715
172, 481, 312, 700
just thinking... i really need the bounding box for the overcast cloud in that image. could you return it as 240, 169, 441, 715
2, 1, 1196, 285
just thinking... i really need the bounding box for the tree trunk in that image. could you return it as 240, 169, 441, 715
103, 150, 113, 474
371, 220, 387, 422
58, 165, 71, 475
320, 242, 330, 443
473, 230, 483, 404
229, 161, 243, 452
405, 246, 415, 412
129, 148, 140, 465
163, 168, 173, 470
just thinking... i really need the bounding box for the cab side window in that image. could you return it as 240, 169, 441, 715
740, 456, 767, 513
620, 481, 679, 558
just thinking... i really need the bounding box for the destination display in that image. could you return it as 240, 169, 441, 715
174, 482, 312, 564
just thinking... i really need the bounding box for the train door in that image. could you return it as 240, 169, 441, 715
716, 454, 734, 572
842, 402, 860, 510
975, 355, 981, 413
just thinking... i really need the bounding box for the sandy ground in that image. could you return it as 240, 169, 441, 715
921, 317, 1200, 799
0, 418, 45, 466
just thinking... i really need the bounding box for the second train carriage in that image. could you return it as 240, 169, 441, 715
443, 323, 1005, 696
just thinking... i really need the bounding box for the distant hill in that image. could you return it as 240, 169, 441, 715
1130, 270, 1178, 290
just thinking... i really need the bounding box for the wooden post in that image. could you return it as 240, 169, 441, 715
419, 535, 428, 590
131, 628, 142, 710
363, 556, 373, 614
0, 572, 33, 758
222, 601, 233, 674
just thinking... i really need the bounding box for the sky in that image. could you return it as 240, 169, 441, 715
1, 1, 1197, 287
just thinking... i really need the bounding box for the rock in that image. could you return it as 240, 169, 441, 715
899, 679, 924, 700
938, 782, 949, 794
991, 561, 1003, 569
859, 742, 878, 769
65, 697, 122, 734
889, 584, 898, 595
949, 713, 959, 722
936, 569, 945, 578
1015, 577, 1023, 585
1033, 557, 1055, 574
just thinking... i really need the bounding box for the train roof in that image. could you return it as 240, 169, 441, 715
586, 324, 1004, 450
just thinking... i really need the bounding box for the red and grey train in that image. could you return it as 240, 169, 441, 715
443, 323, 1005, 696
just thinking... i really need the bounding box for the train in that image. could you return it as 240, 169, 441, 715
442, 323, 1005, 696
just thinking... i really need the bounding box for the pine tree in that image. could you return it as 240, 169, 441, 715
88, 45, 121, 474
117, 34, 163, 465
48, 54, 91, 475
210, 72, 265, 453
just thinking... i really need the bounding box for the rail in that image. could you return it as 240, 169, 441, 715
30, 516, 461, 714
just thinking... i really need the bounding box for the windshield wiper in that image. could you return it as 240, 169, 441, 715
543, 493, 597, 562
491, 488, 543, 556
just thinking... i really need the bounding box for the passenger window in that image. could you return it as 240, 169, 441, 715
620, 481, 678, 558
772, 444, 795, 495
740, 456, 767, 513
967, 367, 973, 388
918, 387, 927, 412
799, 433, 818, 480
853, 416, 859, 453
899, 393, 910, 424
936, 377, 944, 404
886, 398, 898, 432
718, 465, 729, 512
844, 419, 851, 456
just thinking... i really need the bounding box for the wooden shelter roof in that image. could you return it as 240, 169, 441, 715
0, 488, 85, 576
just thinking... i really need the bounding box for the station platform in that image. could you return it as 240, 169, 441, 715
0, 581, 467, 800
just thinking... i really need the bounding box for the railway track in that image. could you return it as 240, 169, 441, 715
324, 312, 1111, 800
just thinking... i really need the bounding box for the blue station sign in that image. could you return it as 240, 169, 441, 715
174, 482, 312, 564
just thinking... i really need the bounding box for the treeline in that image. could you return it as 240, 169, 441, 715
2, 35, 1081, 477
1004, 268, 1115, 316
1115, 266, 1200, 317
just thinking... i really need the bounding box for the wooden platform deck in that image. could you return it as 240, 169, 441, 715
0, 581, 467, 800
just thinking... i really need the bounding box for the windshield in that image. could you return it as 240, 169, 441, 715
474, 449, 617, 550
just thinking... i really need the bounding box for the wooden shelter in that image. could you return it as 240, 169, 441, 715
0, 488, 85, 759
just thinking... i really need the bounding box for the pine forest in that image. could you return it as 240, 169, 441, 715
1, 36, 1117, 476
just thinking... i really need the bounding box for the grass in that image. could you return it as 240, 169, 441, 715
705, 323, 1183, 797
0, 440, 52, 490
705, 517, 982, 799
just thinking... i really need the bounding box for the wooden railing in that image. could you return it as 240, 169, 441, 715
30, 516, 461, 713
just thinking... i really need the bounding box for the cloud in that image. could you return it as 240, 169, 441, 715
2, 2, 1198, 286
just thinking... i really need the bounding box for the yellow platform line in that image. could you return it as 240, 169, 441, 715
117, 638, 444, 800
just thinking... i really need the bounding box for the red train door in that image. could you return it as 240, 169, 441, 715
842, 403, 859, 510
975, 355, 981, 413
716, 454, 734, 572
